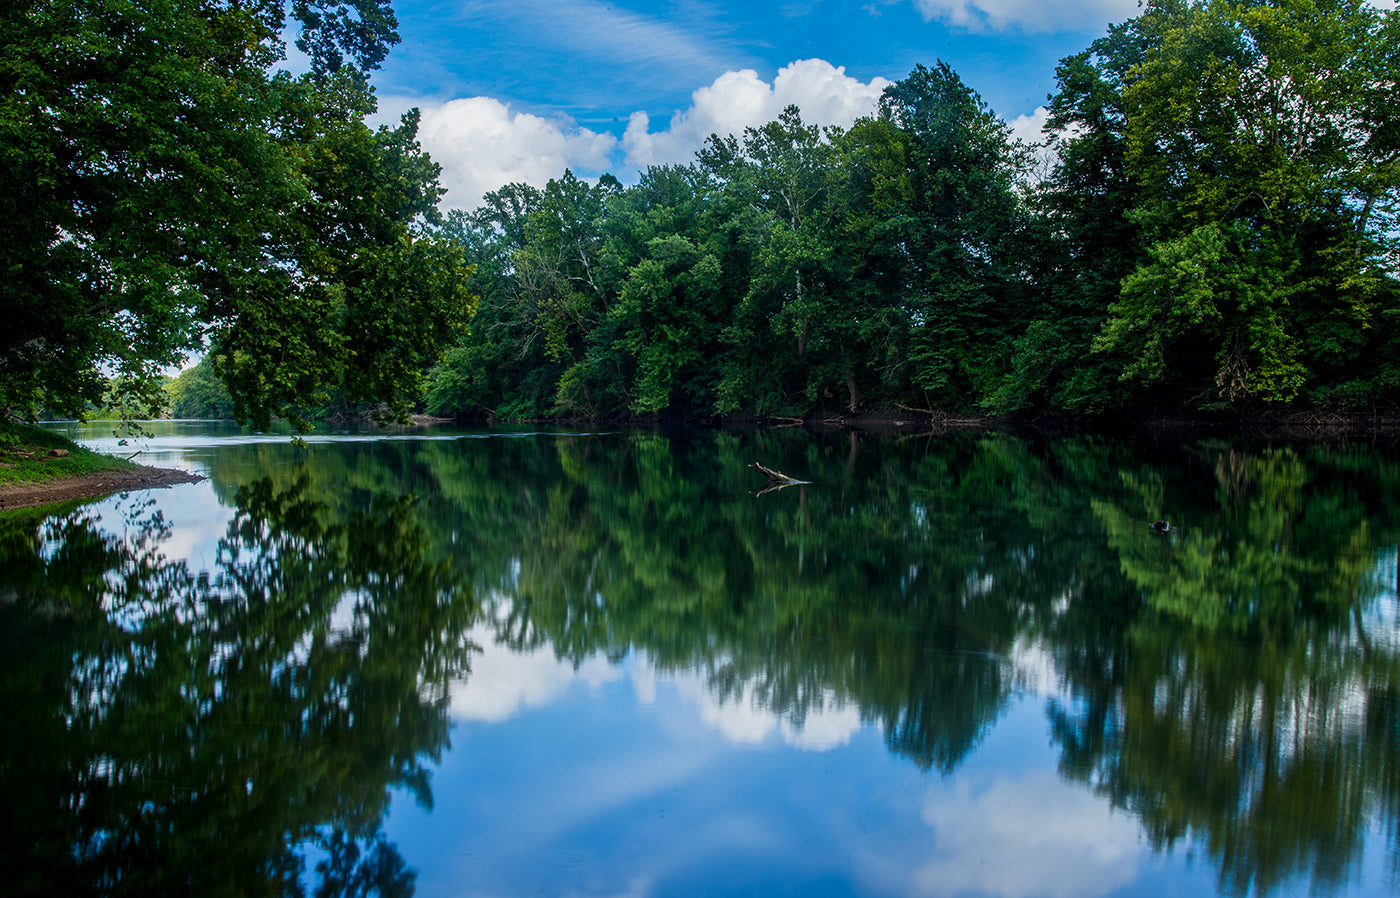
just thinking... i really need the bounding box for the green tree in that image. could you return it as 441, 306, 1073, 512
167, 357, 235, 419
877, 63, 1033, 409
568, 164, 736, 416
427, 183, 555, 419
517, 171, 619, 377
1005, 19, 1151, 413
425, 174, 618, 420
819, 116, 922, 412
1093, 0, 1400, 409
701, 106, 856, 415
0, 0, 475, 428
607, 235, 723, 414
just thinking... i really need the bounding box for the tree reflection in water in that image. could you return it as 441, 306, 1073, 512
411, 429, 1400, 895
4, 428, 1400, 896
0, 476, 478, 897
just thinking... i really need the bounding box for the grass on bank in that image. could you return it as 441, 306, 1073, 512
0, 422, 138, 486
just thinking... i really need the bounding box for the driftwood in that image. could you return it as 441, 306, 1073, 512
748, 462, 800, 483
747, 462, 809, 496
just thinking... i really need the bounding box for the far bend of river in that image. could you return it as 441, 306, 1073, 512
5, 421, 1400, 898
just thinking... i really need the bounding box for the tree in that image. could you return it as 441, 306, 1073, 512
426, 184, 553, 419
521, 170, 620, 413
167, 357, 235, 419
877, 63, 1033, 409
425, 174, 621, 420
1092, 0, 1400, 408
563, 163, 737, 417
0, 0, 475, 428
601, 233, 724, 414
1004, 18, 1151, 413
0, 472, 477, 895
700, 106, 854, 415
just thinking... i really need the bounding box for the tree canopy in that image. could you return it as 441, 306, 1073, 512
1, 0, 476, 428
424, 0, 1398, 422
10, 0, 1396, 425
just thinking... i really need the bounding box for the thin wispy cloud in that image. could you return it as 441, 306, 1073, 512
911, 0, 1141, 32
462, 0, 742, 81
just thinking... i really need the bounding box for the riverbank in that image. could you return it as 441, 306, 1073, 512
0, 423, 204, 511
0, 465, 206, 510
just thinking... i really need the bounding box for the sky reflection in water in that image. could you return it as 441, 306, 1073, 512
402, 630, 1192, 898
6, 421, 1400, 898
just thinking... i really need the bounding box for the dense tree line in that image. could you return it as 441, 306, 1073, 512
425, 0, 1400, 422
21, 0, 1397, 426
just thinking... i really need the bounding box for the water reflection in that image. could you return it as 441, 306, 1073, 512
3, 425, 1399, 896
0, 476, 477, 897
419, 429, 1400, 895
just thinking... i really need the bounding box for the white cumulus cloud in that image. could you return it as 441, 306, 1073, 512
412, 97, 617, 210
669, 666, 866, 751
1005, 105, 1050, 146
623, 59, 891, 168
780, 699, 864, 751
916, 772, 1143, 897
911, 0, 1141, 32
401, 59, 892, 209
448, 625, 622, 722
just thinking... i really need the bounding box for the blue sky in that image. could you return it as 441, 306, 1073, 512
366, 0, 1146, 208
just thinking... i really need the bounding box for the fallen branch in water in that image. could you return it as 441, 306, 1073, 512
748, 462, 801, 483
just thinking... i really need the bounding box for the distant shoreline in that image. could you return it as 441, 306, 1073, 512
430, 406, 1400, 437
14, 406, 1398, 514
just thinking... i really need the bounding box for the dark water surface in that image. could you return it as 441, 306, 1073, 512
4, 421, 1400, 897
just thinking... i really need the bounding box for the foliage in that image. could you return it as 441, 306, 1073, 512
422, 1, 1398, 422
0, 0, 476, 429
167, 358, 236, 419
876, 63, 1034, 408
1092, 0, 1400, 410
9, 425, 1400, 892
7, 0, 1398, 424
424, 428, 1400, 886
425, 84, 1037, 421
1003, 17, 1150, 413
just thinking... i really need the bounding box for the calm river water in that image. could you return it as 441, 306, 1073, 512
5, 420, 1400, 897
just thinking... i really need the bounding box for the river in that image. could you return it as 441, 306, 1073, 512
3, 420, 1399, 897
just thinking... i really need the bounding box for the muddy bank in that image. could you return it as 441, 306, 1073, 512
0, 465, 206, 511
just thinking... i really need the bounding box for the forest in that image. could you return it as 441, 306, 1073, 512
416, 0, 1400, 423
6, 0, 1399, 427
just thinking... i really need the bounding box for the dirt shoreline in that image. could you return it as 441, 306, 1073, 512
0, 465, 206, 512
